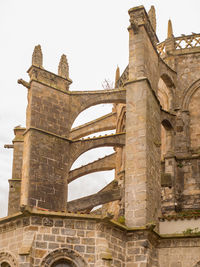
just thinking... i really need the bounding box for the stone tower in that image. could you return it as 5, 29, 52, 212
2, 5, 200, 267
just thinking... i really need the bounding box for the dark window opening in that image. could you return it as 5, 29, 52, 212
52, 260, 73, 267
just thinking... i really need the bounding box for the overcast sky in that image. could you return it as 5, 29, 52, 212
0, 0, 200, 217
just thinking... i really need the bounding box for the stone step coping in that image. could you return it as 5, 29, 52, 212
1, 209, 200, 239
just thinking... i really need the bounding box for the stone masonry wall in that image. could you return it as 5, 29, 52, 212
8, 180, 21, 216
27, 81, 70, 135
158, 237, 200, 267
126, 231, 158, 267
25, 130, 69, 210
0, 214, 127, 267
12, 142, 24, 180
179, 157, 200, 210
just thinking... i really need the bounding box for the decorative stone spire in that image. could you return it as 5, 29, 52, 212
167, 19, 173, 38
148, 5, 156, 33
32, 45, 43, 68
58, 54, 69, 79
115, 66, 120, 88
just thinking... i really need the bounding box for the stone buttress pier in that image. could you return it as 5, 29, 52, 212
20, 47, 72, 211
125, 6, 161, 228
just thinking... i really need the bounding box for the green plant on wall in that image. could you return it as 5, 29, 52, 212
118, 216, 125, 225
183, 227, 200, 235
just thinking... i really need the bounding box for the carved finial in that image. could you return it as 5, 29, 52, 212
167, 19, 173, 38
115, 66, 120, 88
148, 5, 156, 32
32, 45, 43, 68
58, 54, 69, 79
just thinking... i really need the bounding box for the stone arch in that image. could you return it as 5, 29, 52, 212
70, 111, 117, 140
68, 146, 116, 202
116, 105, 126, 133
115, 104, 126, 178
40, 248, 88, 267
188, 88, 200, 149
182, 78, 200, 110
69, 133, 125, 169
69, 88, 126, 130
68, 152, 116, 183
182, 79, 200, 149
0, 252, 18, 267
159, 58, 177, 90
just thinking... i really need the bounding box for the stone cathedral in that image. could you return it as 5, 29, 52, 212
1, 4, 200, 267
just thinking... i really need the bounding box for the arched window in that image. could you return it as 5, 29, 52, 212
41, 248, 87, 267
52, 259, 73, 267
0, 252, 17, 267
1, 262, 11, 267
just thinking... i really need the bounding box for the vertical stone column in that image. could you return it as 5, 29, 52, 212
8, 126, 25, 215
20, 47, 72, 211
125, 6, 161, 228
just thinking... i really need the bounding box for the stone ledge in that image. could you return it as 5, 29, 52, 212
2, 208, 199, 241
